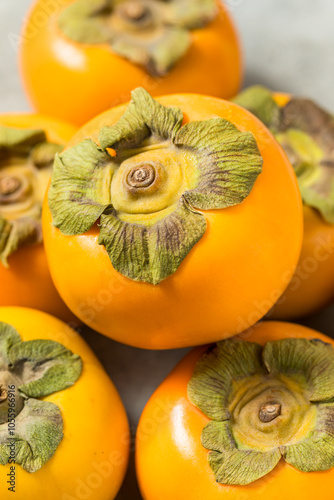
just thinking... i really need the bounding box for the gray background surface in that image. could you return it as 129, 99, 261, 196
1, 1, 334, 498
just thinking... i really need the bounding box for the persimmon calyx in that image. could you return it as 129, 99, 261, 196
0, 126, 62, 266
58, 0, 218, 76
234, 85, 334, 224
49, 88, 263, 285
0, 322, 82, 473
188, 338, 334, 485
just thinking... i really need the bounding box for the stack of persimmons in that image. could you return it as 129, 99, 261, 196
1, 1, 334, 499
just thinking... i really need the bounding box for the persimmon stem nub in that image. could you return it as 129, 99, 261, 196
0, 176, 21, 196
259, 402, 281, 423
127, 164, 156, 188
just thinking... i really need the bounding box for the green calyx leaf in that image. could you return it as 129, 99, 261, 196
0, 212, 42, 267
282, 402, 334, 472
187, 340, 265, 421
111, 26, 191, 77
58, 0, 217, 76
166, 0, 218, 29
50, 88, 263, 284
0, 322, 82, 472
176, 118, 263, 210
232, 85, 281, 128
99, 87, 183, 150
99, 197, 207, 285
30, 142, 63, 168
234, 85, 334, 224
49, 139, 112, 235
263, 338, 334, 402
278, 99, 334, 224
0, 399, 63, 473
0, 322, 83, 400
188, 337, 334, 485
202, 421, 281, 485
9, 339, 83, 398
0, 322, 21, 370
58, 0, 112, 45
0, 127, 46, 156
0, 126, 63, 265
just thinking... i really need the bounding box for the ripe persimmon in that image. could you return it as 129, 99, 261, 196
234, 86, 334, 318
20, 0, 242, 125
136, 321, 334, 499
0, 307, 129, 499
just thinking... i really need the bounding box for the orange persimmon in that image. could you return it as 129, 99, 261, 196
0, 114, 76, 322
136, 321, 334, 499
20, 0, 242, 126
42, 90, 303, 349
234, 86, 334, 319
0, 307, 129, 499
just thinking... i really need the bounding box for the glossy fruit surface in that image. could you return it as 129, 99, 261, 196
136, 321, 334, 500
0, 114, 76, 322
43, 93, 303, 349
0, 307, 129, 500
20, 0, 242, 126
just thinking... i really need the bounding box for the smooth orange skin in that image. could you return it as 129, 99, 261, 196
0, 114, 77, 322
20, 0, 242, 126
0, 307, 129, 500
136, 321, 334, 500
42, 94, 303, 349
267, 94, 334, 319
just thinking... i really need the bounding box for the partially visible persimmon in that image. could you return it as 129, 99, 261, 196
0, 114, 77, 322
234, 86, 334, 318
20, 0, 242, 126
43, 89, 302, 349
136, 321, 334, 499
0, 307, 129, 499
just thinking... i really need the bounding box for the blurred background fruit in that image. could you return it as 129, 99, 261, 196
0, 113, 77, 322
20, 0, 242, 125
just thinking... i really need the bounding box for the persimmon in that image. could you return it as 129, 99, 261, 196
0, 307, 129, 499
0, 114, 77, 322
42, 89, 302, 349
136, 321, 334, 500
20, 0, 242, 126
234, 86, 334, 318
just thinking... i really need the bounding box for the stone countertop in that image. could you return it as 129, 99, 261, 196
1, 1, 334, 498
